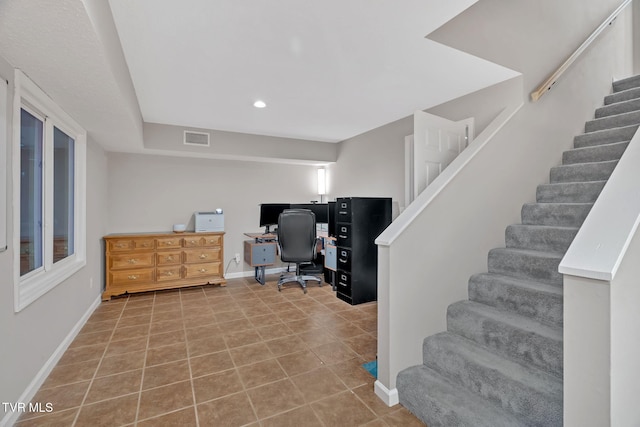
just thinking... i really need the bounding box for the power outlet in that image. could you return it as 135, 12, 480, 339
234, 253, 241, 264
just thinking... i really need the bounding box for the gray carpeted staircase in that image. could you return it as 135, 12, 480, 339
397, 74, 640, 427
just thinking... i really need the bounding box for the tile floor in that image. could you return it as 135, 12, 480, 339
16, 275, 425, 426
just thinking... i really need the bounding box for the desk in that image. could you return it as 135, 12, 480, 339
244, 233, 277, 285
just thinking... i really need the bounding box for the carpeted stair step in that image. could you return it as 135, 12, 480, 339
562, 140, 628, 164
596, 97, 640, 118
605, 86, 640, 105
447, 301, 563, 378
612, 74, 640, 92
573, 123, 638, 148
398, 365, 528, 427
505, 224, 578, 253
468, 273, 563, 327
488, 248, 563, 286
536, 180, 606, 203
584, 110, 640, 133
549, 160, 617, 183
422, 332, 563, 427
521, 202, 592, 227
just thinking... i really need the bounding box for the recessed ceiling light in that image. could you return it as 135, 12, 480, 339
253, 100, 267, 108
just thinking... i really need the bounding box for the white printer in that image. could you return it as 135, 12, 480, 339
194, 210, 224, 232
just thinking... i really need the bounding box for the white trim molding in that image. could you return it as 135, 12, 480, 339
375, 380, 399, 407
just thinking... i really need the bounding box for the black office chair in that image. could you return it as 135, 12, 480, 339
276, 209, 322, 293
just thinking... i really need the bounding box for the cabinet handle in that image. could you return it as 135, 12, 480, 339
339, 211, 347, 215
141, 243, 149, 247
166, 256, 174, 262
199, 268, 207, 273
116, 243, 127, 248
190, 240, 197, 244
339, 258, 348, 263
338, 235, 347, 239
128, 258, 137, 264
199, 254, 207, 259
164, 271, 173, 276
127, 275, 138, 280
338, 281, 347, 287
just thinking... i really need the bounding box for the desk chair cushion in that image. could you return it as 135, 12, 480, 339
277, 209, 322, 293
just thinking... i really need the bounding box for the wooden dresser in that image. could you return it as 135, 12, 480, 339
103, 231, 226, 300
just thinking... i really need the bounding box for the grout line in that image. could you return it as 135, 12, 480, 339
70, 296, 129, 427
132, 292, 155, 426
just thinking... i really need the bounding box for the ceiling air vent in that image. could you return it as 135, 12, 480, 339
183, 130, 210, 147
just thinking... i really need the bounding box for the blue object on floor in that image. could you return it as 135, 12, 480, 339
363, 360, 377, 378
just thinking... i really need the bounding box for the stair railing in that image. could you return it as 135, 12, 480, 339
530, 0, 632, 102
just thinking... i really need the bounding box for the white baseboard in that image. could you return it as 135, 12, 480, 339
375, 380, 399, 407
0, 295, 101, 427
225, 266, 289, 280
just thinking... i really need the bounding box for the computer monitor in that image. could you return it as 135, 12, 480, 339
291, 203, 329, 223
259, 203, 290, 232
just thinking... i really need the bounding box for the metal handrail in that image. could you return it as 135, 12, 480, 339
531, 0, 632, 102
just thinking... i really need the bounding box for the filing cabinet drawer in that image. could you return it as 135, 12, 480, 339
336, 223, 352, 247
336, 270, 352, 294
337, 247, 352, 271
336, 199, 352, 222
244, 240, 277, 266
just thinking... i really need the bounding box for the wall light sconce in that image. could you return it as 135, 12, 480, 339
317, 168, 327, 202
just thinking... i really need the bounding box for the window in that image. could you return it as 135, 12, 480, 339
13, 70, 86, 311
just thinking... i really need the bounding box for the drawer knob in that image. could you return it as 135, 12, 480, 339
199, 254, 207, 259
166, 256, 174, 262
128, 258, 137, 264
190, 240, 196, 244
116, 243, 127, 248
167, 241, 173, 245
127, 275, 138, 280
199, 268, 207, 273
164, 271, 173, 277
141, 243, 149, 247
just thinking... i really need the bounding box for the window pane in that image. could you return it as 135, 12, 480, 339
53, 127, 75, 263
20, 109, 43, 275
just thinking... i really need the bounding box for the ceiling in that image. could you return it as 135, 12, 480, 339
0, 0, 518, 154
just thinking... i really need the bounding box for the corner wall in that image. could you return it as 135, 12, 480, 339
0, 55, 108, 426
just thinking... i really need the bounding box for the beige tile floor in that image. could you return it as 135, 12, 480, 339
15, 275, 425, 427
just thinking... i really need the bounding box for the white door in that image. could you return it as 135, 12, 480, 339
409, 111, 474, 203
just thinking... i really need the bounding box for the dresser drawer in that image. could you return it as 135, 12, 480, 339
202, 235, 222, 247
183, 236, 204, 248
183, 248, 221, 264
156, 251, 181, 265
133, 239, 155, 250
156, 237, 182, 249
108, 239, 133, 252
156, 266, 182, 282
110, 268, 154, 286
184, 262, 222, 279
109, 253, 155, 270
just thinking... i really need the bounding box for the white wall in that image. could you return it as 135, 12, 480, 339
0, 54, 108, 426
106, 152, 325, 278
375, 0, 636, 398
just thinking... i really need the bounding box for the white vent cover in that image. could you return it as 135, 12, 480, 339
183, 130, 210, 147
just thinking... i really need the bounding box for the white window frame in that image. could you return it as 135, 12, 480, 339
12, 70, 86, 312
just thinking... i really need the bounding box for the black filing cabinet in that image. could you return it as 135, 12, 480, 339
335, 197, 392, 305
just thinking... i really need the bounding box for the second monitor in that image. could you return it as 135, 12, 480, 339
290, 203, 329, 224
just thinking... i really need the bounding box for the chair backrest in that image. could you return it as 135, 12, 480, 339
277, 209, 316, 263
